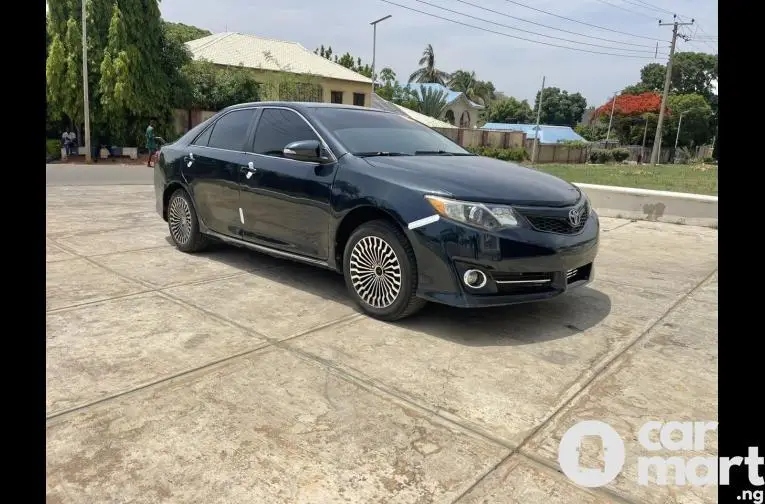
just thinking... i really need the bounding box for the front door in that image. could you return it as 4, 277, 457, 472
182, 108, 257, 236
239, 107, 336, 260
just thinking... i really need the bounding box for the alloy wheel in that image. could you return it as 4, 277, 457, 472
349, 235, 402, 308
168, 195, 193, 246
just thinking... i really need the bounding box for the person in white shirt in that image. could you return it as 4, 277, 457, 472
61, 130, 70, 156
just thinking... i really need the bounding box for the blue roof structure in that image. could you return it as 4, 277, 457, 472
481, 123, 589, 144
405, 83, 484, 109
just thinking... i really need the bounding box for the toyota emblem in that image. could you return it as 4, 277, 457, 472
568, 207, 583, 227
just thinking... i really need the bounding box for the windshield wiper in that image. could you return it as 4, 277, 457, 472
414, 150, 474, 156
352, 151, 412, 157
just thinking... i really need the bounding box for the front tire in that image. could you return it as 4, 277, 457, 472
343, 220, 427, 321
167, 189, 209, 253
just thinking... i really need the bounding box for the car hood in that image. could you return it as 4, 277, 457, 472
363, 155, 581, 207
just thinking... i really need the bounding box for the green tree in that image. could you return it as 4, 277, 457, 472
315, 45, 372, 78
375, 67, 398, 100
408, 44, 450, 85
163, 21, 212, 44
482, 97, 534, 124
533, 87, 587, 127
417, 84, 448, 118
623, 52, 718, 99
664, 93, 713, 147
448, 70, 495, 105
98, 3, 135, 143
379, 67, 396, 87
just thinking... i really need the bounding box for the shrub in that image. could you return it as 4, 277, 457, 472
46, 139, 61, 159
611, 148, 630, 162
589, 148, 613, 164
467, 145, 527, 162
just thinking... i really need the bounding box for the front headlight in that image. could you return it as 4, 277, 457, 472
425, 195, 520, 230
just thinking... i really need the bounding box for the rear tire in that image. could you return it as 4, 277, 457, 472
342, 220, 427, 321
167, 188, 209, 253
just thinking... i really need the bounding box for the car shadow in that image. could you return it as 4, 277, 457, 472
169, 237, 612, 347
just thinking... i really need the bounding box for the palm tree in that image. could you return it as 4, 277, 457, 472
448, 70, 493, 105
408, 44, 450, 85
418, 85, 448, 119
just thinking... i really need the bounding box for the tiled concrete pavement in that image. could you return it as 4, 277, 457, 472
46, 185, 718, 504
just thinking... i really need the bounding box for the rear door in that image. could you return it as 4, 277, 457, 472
239, 107, 336, 260
182, 108, 257, 236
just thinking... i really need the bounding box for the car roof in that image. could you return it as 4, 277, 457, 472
224, 101, 392, 115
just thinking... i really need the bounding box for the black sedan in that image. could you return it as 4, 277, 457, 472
154, 102, 599, 321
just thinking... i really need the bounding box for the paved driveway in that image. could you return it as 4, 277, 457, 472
46, 183, 718, 504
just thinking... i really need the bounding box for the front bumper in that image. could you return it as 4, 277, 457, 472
407, 211, 600, 308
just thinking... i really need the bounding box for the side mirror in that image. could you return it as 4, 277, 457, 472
283, 140, 330, 163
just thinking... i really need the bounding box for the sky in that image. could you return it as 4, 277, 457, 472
158, 0, 717, 109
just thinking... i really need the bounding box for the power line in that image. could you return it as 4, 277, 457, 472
377, 0, 664, 58
628, 0, 680, 17
452, 0, 657, 48
412, 0, 667, 54
496, 0, 667, 41
593, 0, 659, 21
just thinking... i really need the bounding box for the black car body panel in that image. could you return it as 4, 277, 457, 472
155, 102, 599, 309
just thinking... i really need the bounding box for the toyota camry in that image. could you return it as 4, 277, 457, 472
154, 102, 599, 321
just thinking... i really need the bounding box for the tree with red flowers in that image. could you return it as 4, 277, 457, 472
592, 92, 666, 119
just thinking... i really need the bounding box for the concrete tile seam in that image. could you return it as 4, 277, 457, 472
46, 289, 155, 314
45, 341, 274, 422
47, 223, 159, 240
46, 270, 255, 314
46, 311, 364, 424
282, 341, 518, 451
516, 450, 642, 504
53, 236, 286, 291
78, 244, 171, 259
448, 267, 718, 504
157, 288, 363, 344
48, 223, 162, 240
150, 288, 522, 450
601, 219, 636, 233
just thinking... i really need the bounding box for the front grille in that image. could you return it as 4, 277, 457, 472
519, 200, 589, 235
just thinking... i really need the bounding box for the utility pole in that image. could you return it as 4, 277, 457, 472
673, 112, 684, 151
649, 15, 693, 165
531, 75, 545, 165
81, 0, 92, 162
605, 92, 617, 146
641, 117, 649, 164
370, 15, 392, 93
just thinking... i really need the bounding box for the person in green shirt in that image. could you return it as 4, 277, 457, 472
146, 120, 157, 167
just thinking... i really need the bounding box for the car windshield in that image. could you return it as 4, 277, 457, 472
311, 108, 471, 157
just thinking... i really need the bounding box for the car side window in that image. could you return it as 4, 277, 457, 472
207, 109, 255, 151
251, 108, 319, 157
191, 125, 213, 147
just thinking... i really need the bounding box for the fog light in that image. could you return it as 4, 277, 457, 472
463, 269, 487, 289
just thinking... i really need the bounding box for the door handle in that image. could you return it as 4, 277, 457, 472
243, 161, 257, 179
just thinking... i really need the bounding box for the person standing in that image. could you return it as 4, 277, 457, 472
68, 129, 77, 155
146, 120, 157, 167
61, 130, 70, 156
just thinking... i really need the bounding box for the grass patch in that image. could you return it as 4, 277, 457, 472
525, 163, 718, 196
